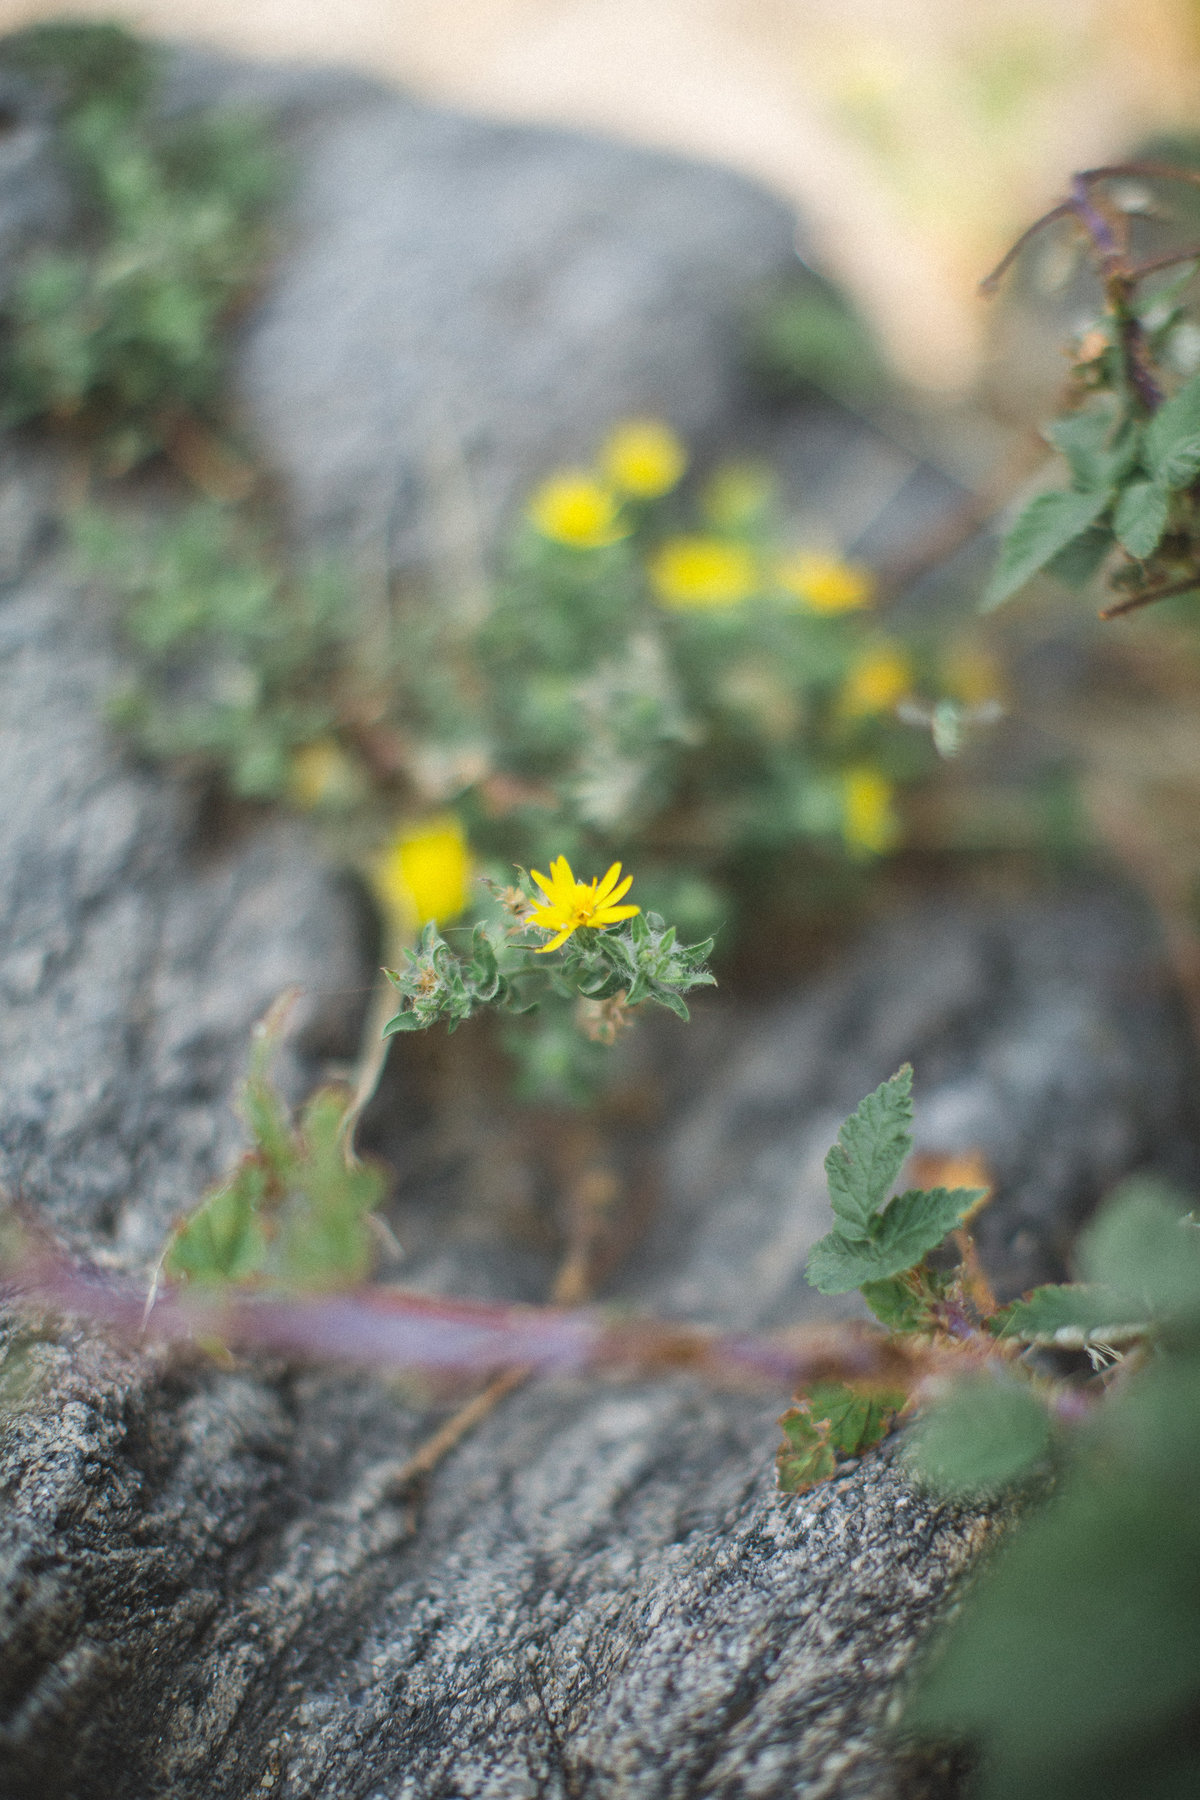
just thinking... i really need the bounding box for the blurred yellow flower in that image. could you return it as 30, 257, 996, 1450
840, 642, 913, 719
842, 768, 900, 857
528, 855, 639, 953
778, 552, 874, 614
371, 815, 472, 934
287, 738, 360, 811
651, 536, 758, 609
701, 460, 775, 531
602, 419, 687, 499
528, 472, 628, 548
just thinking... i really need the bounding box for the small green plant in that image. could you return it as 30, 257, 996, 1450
0, 22, 276, 470
164, 993, 386, 1290
983, 164, 1200, 619
779, 1065, 1200, 1799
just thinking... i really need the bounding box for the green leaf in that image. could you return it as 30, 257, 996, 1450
1113, 480, 1170, 559
984, 487, 1113, 609
1076, 1179, 1200, 1323
859, 1273, 937, 1332
991, 1282, 1150, 1347
905, 1372, 1053, 1499
1044, 405, 1132, 490
165, 1160, 270, 1284
806, 1187, 984, 1294
776, 1379, 905, 1493
1042, 522, 1115, 587
823, 1065, 913, 1243
1145, 369, 1200, 487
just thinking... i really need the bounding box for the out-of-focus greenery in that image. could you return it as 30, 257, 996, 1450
782, 1065, 1200, 1799
0, 22, 276, 471
76, 503, 359, 801
746, 272, 893, 406
982, 165, 1200, 621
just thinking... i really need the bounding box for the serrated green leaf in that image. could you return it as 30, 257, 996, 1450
984, 487, 1113, 610
802, 1379, 907, 1456
991, 1282, 1150, 1346
806, 1186, 982, 1293
1113, 480, 1170, 558
1145, 369, 1200, 487
823, 1065, 913, 1243
859, 1274, 936, 1332
1042, 522, 1115, 587
776, 1409, 838, 1493
905, 1372, 1053, 1499
1044, 405, 1132, 490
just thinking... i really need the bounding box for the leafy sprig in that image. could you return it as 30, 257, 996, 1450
983, 164, 1200, 618
382, 900, 715, 1039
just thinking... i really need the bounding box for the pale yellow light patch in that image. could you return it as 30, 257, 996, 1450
778, 552, 874, 615
842, 767, 900, 857
650, 536, 758, 610
287, 738, 362, 811
528, 472, 628, 549
371, 815, 472, 933
601, 418, 687, 499
701, 461, 775, 532
840, 642, 913, 719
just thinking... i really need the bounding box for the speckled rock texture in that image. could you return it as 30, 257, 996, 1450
2, 41, 1200, 1800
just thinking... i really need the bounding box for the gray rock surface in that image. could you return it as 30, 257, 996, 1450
2, 40, 1200, 1800
175, 48, 801, 572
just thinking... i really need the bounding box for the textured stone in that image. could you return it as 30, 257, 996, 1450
1, 41, 1199, 1800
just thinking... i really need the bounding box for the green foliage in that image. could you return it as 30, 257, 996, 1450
983, 170, 1200, 616
776, 1379, 906, 1495
165, 998, 385, 1289
0, 22, 276, 468
903, 1371, 1053, 1499
382, 905, 715, 1038
804, 1068, 985, 1293
746, 273, 892, 404
75, 503, 357, 800
904, 1180, 1200, 1798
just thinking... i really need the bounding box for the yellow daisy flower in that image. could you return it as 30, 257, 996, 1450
842, 768, 901, 857
528, 472, 628, 549
650, 536, 758, 609
528, 855, 640, 953
840, 642, 913, 719
602, 419, 687, 499
371, 815, 472, 934
778, 552, 874, 614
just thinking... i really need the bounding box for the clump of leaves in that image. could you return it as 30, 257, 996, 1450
165, 993, 386, 1290
75, 503, 357, 801
983, 164, 1200, 619
781, 1063, 1200, 1798
383, 887, 714, 1040
0, 22, 276, 470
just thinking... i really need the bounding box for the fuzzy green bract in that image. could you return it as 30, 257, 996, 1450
805, 1067, 984, 1293
382, 910, 715, 1039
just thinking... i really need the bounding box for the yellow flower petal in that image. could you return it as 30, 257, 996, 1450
371, 815, 472, 933
525, 853, 640, 950
650, 537, 758, 609
840, 642, 913, 719
842, 768, 900, 857
601, 419, 687, 499
528, 473, 628, 549
778, 552, 874, 614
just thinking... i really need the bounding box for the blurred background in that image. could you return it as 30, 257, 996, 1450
3, 0, 1200, 393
